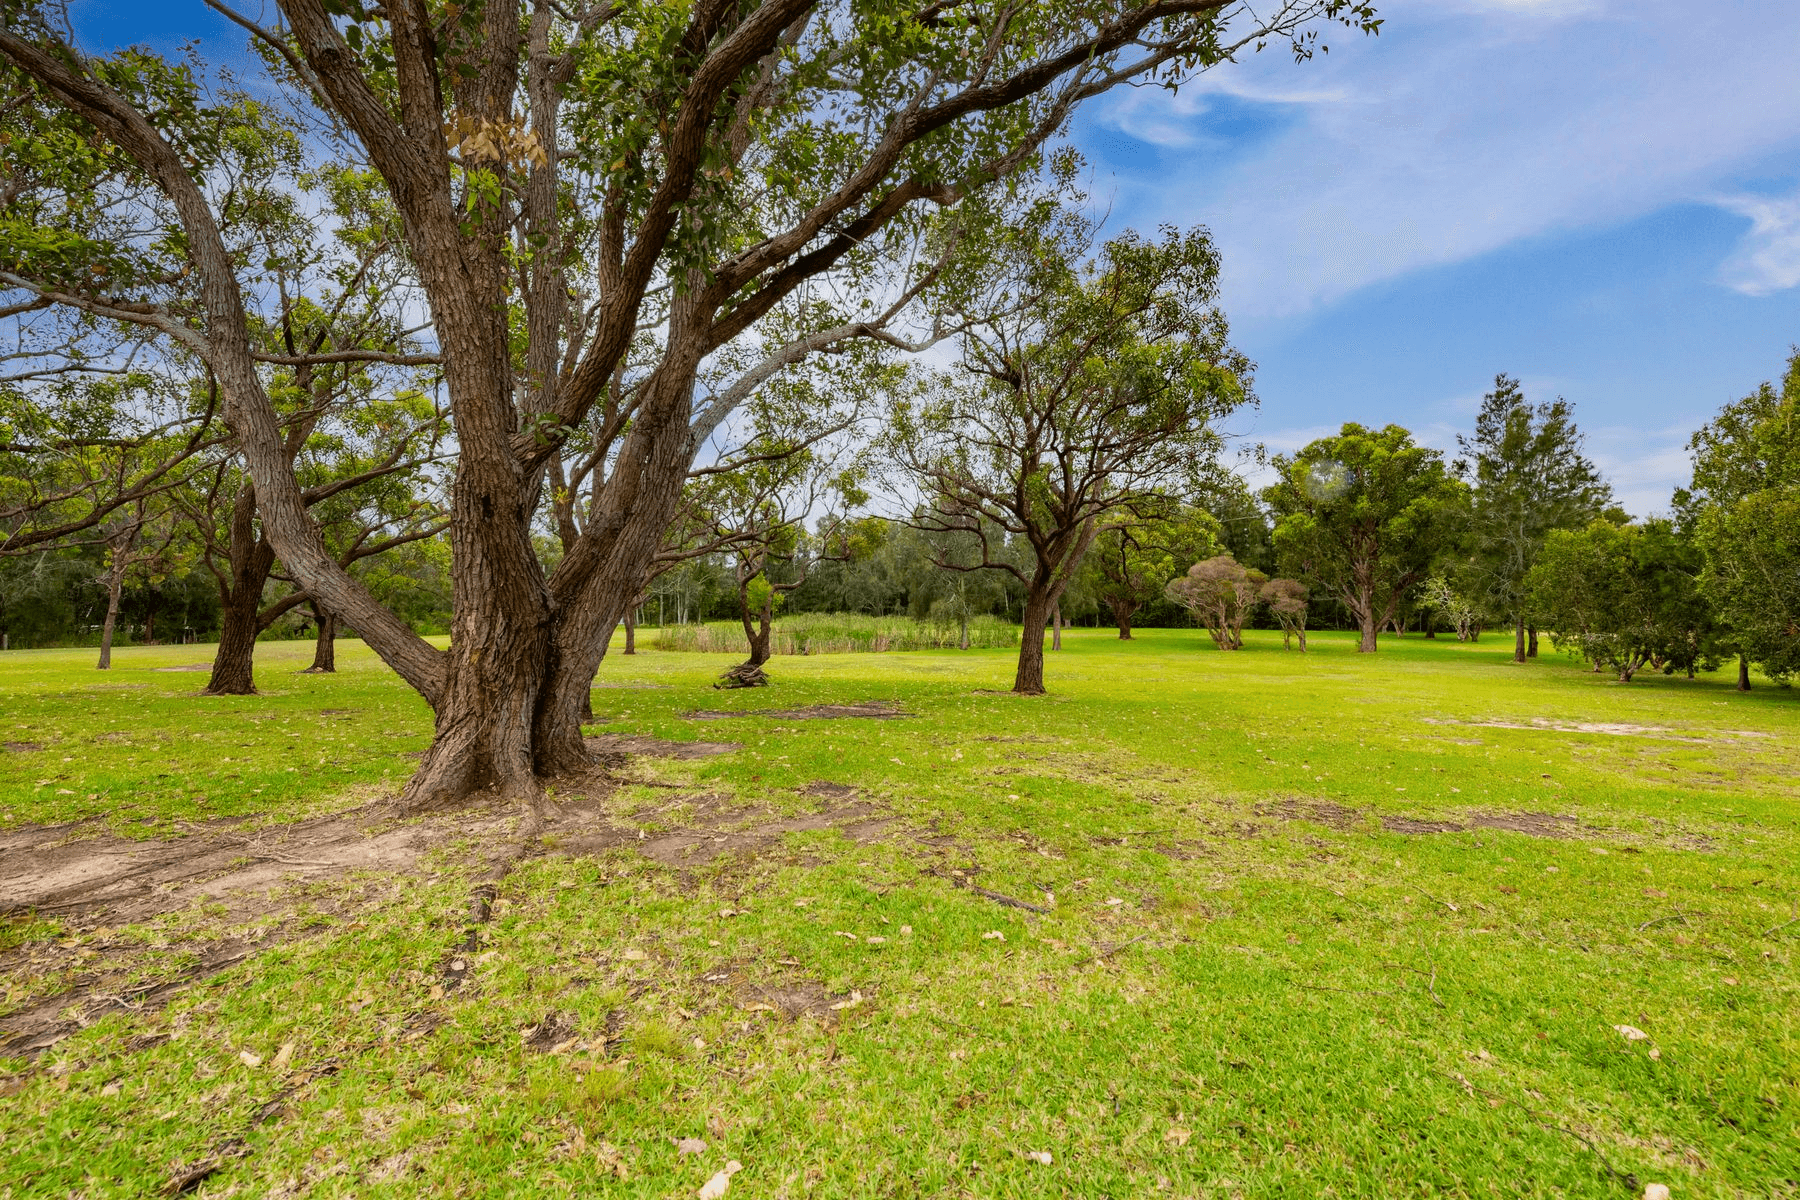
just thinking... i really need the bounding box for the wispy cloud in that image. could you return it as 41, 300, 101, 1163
1714, 188, 1800, 296
1085, 0, 1800, 319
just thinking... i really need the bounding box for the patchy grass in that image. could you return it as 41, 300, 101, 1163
1, 629, 1796, 1198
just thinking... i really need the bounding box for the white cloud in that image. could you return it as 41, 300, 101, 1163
1084, 0, 1800, 319
1714, 188, 1800, 295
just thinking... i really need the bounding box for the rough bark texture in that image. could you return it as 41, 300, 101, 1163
1051, 602, 1062, 651
205, 489, 277, 696
622, 610, 636, 655
304, 603, 337, 673
1527, 626, 1539, 657
1014, 588, 1053, 695
1738, 654, 1752, 692
1513, 617, 1527, 664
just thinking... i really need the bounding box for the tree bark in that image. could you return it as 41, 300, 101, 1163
1051, 602, 1062, 651
302, 602, 337, 673
1013, 588, 1052, 695
1527, 626, 1539, 657
622, 609, 637, 655
96, 534, 132, 670
1513, 617, 1527, 664
1737, 654, 1751, 692
205, 488, 277, 696
1109, 598, 1135, 639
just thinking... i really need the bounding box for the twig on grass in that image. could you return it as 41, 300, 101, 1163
1379, 960, 1447, 1008
1440, 1071, 1641, 1194
1636, 912, 1691, 932
1291, 981, 1401, 999
1070, 932, 1151, 968
925, 868, 1049, 914
1760, 915, 1798, 938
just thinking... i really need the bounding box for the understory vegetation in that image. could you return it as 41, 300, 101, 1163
2, 631, 1795, 1198
652, 614, 1019, 656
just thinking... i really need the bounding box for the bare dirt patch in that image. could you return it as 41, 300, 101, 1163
583, 734, 741, 761
682, 701, 910, 721
2, 742, 43, 753
694, 960, 862, 1025
1423, 716, 1772, 744
1259, 798, 1361, 830
799, 781, 858, 800
634, 801, 896, 867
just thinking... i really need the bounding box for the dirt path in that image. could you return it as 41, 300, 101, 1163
0, 740, 890, 1059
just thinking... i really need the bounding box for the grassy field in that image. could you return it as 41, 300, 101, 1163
1, 629, 1795, 1198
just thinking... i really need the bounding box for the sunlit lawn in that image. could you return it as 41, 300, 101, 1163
1, 627, 1795, 1197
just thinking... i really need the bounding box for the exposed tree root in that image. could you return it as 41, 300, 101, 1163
715, 661, 769, 689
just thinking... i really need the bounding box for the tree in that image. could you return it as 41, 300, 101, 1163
1679, 351, 1800, 686
1260, 577, 1308, 650
0, 0, 1376, 811
1165, 554, 1264, 649
1264, 424, 1465, 653
1526, 519, 1717, 682
1456, 375, 1612, 663
893, 217, 1251, 694
1085, 505, 1220, 639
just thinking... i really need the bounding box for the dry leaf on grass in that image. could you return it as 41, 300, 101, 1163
271, 1041, 295, 1070
1614, 1024, 1650, 1042
981, 931, 1005, 942
1643, 1186, 1671, 1200
622, 948, 648, 961
697, 1160, 743, 1199
1165, 1127, 1192, 1147
674, 1137, 707, 1156
238, 1050, 263, 1068
1024, 1150, 1053, 1165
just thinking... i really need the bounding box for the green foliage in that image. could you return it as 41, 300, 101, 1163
1526, 520, 1719, 681
1455, 375, 1612, 640
1680, 351, 1800, 681
1265, 423, 1467, 648
653, 612, 1017, 655
1085, 505, 1221, 634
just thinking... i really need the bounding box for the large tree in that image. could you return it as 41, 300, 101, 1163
893, 218, 1251, 694
0, 0, 1375, 811
1085, 503, 1219, 639
1679, 350, 1800, 686
1264, 423, 1465, 652
1456, 374, 1612, 663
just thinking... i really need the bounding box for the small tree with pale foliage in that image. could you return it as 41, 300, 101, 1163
1167, 555, 1266, 650
1260, 578, 1309, 650
1420, 575, 1480, 641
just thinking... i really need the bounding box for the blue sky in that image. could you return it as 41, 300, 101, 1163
1072, 0, 1800, 515
68, 0, 1800, 514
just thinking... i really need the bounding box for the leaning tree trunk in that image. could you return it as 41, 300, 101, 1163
96, 548, 129, 671
302, 602, 337, 673
1737, 654, 1751, 692
1013, 588, 1054, 695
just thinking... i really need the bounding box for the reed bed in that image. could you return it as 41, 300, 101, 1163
651, 613, 1017, 655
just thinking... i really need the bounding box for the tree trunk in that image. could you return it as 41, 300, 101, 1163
1513, 617, 1526, 664
1109, 598, 1135, 640
1013, 587, 1053, 695
1356, 604, 1378, 652
1737, 654, 1751, 692
742, 590, 775, 668
1527, 626, 1539, 657
302, 602, 337, 673
623, 609, 637, 655
96, 551, 129, 671
205, 489, 277, 696
1051, 602, 1062, 651
958, 609, 969, 651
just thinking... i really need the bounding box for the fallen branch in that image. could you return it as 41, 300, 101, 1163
1636, 912, 1691, 933
1760, 915, 1798, 938
926, 868, 1050, 914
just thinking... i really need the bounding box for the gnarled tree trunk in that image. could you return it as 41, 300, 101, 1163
205, 488, 277, 696
302, 602, 337, 673
1109, 598, 1135, 639
1014, 588, 1053, 695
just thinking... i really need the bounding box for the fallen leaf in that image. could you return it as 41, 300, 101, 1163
622, 948, 648, 961
238, 1050, 263, 1068
1614, 1024, 1650, 1042
1104, 897, 1124, 907
865, 936, 887, 945
1643, 888, 1667, 898
270, 1041, 295, 1070
1164, 1126, 1192, 1147
100, 1081, 121, 1096
1648, 1048, 1661, 1061
744, 1002, 774, 1013
1722, 976, 1738, 986
832, 931, 859, 940
1643, 1185, 1671, 1200
1025, 1150, 1053, 1165
899, 925, 913, 935
697, 1160, 743, 1199
828, 990, 865, 1011
675, 1137, 707, 1156
981, 931, 1006, 942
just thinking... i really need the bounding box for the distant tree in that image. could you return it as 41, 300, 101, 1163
1166, 554, 1266, 650
1456, 375, 1613, 663
894, 215, 1250, 694
1264, 424, 1466, 653
1085, 505, 1220, 639
1678, 351, 1800, 687
1260, 577, 1309, 650
1419, 573, 1481, 642
1526, 519, 1718, 682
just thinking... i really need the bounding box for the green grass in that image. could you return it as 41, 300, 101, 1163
2, 629, 1796, 1197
